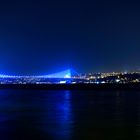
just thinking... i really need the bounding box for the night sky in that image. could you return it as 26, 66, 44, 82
0, 0, 140, 75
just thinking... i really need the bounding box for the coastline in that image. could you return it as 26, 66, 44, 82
0, 83, 140, 90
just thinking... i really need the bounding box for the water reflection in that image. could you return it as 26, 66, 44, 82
0, 90, 10, 139
42, 90, 73, 140
0, 90, 73, 140
136, 93, 140, 139
0, 90, 140, 140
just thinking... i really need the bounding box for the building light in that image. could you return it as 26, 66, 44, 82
116, 79, 120, 83
59, 81, 67, 84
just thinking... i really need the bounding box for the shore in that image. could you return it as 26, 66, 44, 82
0, 83, 140, 90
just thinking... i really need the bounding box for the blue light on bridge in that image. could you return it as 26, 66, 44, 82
44, 69, 71, 78
0, 69, 72, 79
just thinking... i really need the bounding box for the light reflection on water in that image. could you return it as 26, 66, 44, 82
0, 90, 139, 140
0, 90, 73, 140
41, 90, 73, 140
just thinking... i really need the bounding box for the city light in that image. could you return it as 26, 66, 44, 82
0, 69, 140, 84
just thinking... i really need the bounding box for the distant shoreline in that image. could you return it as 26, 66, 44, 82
0, 83, 140, 90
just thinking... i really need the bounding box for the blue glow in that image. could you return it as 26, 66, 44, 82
42, 90, 73, 140
0, 69, 72, 79
45, 69, 71, 78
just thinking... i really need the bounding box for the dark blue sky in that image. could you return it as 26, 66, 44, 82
0, 0, 140, 74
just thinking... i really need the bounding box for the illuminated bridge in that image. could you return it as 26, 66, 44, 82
0, 69, 72, 79
0, 69, 86, 84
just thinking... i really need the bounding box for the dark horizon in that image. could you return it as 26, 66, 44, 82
0, 0, 140, 74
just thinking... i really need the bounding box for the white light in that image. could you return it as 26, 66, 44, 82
64, 74, 70, 78
116, 79, 120, 83
96, 81, 99, 84
59, 81, 67, 84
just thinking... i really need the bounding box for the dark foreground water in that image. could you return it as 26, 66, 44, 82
0, 90, 140, 140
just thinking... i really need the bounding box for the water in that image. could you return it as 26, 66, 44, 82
0, 90, 139, 140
